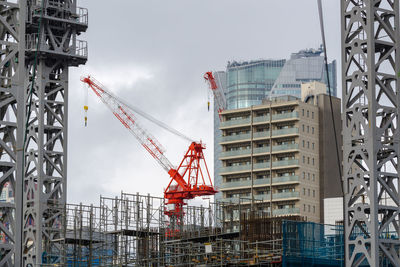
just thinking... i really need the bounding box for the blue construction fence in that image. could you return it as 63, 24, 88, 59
282, 220, 344, 267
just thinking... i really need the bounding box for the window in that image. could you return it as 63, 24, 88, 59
302, 124, 305, 132
307, 173, 310, 180
312, 112, 314, 119
307, 141, 309, 149
312, 174, 315, 181
303, 188, 306, 195
308, 205, 310, 212
307, 126, 309, 133
302, 109, 304, 116
307, 110, 309, 117
313, 206, 315, 213
312, 158, 315, 165
304, 204, 306, 211
308, 189, 310, 196
312, 127, 314, 134
302, 140, 305, 147
303, 172, 305, 179
313, 190, 315, 197
312, 143, 315, 149
303, 156, 305, 163
307, 157, 310, 164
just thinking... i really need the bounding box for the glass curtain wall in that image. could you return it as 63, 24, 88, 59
226, 60, 286, 109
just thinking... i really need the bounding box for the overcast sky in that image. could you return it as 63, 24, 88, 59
67, 0, 341, 205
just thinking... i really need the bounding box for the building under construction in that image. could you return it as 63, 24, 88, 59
38, 191, 345, 266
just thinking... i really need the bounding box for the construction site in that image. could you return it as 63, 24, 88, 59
0, 0, 399, 266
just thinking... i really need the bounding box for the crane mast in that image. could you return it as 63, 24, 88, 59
81, 76, 217, 222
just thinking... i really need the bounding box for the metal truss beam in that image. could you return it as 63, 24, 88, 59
341, 0, 400, 266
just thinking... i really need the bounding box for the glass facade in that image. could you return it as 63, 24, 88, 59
271, 47, 337, 98
226, 60, 286, 109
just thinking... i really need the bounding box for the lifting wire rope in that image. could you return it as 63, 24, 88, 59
317, 0, 343, 193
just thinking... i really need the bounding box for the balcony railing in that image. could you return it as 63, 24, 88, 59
220, 133, 251, 143
272, 128, 299, 136
253, 131, 269, 139
26, 34, 88, 59
272, 111, 299, 121
253, 146, 270, 154
220, 149, 251, 158
272, 143, 299, 151
273, 175, 299, 183
273, 207, 300, 216
219, 176, 298, 190
273, 159, 299, 167
253, 115, 269, 123
273, 191, 300, 199
219, 180, 251, 189
33, 1, 89, 26
221, 117, 251, 128
253, 162, 270, 170
220, 164, 250, 174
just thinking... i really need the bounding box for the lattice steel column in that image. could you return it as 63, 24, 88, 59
0, 1, 26, 266
22, 0, 87, 265
341, 0, 400, 266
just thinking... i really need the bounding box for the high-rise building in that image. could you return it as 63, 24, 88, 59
218, 90, 342, 224
213, 47, 337, 205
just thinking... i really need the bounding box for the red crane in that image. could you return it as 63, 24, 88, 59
204, 71, 226, 118
80, 76, 217, 224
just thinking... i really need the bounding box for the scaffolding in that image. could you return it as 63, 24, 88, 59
42, 192, 345, 266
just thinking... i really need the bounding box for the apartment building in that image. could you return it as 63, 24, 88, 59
219, 96, 322, 222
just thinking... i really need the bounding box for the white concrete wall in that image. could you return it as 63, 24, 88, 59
324, 197, 343, 225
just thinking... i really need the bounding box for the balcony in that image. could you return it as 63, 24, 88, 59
272, 143, 299, 152
220, 164, 250, 174
220, 149, 251, 158
220, 133, 251, 143
253, 131, 269, 139
273, 191, 300, 199
272, 128, 299, 136
253, 115, 269, 123
254, 194, 270, 201
254, 178, 270, 186
253, 146, 270, 154
219, 176, 298, 190
273, 175, 299, 184
253, 162, 270, 170
272, 111, 299, 121
219, 180, 251, 190
220, 117, 250, 128
273, 159, 299, 168
273, 207, 300, 216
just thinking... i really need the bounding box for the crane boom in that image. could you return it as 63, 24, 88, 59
204, 71, 226, 115
81, 76, 174, 172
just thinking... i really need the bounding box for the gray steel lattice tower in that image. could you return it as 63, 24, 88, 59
0, 0, 87, 266
341, 1, 400, 266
